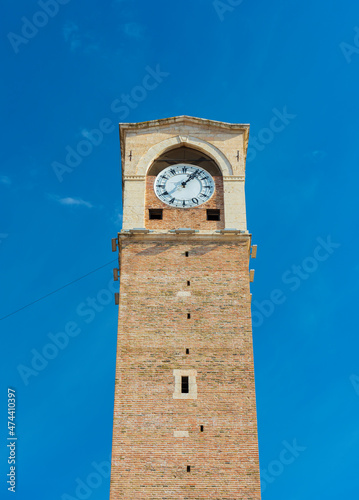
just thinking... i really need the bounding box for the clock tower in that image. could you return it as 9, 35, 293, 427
110, 116, 261, 499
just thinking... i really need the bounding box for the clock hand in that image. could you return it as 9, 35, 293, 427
182, 170, 200, 187
167, 180, 186, 194
168, 185, 180, 195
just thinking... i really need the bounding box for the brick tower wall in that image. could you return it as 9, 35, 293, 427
145, 176, 225, 231
109, 237, 261, 500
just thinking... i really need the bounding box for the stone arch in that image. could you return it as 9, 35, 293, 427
136, 136, 233, 176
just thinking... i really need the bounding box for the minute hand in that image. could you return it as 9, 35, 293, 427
182, 170, 199, 187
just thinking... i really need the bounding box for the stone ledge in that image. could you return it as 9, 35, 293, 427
118, 231, 251, 245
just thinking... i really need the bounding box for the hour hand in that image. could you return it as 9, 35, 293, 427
182, 170, 199, 187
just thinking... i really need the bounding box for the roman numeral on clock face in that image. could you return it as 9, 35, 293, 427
154, 164, 215, 208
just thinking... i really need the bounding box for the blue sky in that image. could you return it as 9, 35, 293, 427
1, 0, 359, 498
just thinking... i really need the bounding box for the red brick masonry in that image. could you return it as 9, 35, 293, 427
145, 176, 225, 231
110, 237, 261, 499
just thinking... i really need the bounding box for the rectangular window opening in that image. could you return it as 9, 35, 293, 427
207, 209, 220, 221
149, 209, 163, 220
187, 313, 191, 319
181, 376, 189, 394
185, 251, 189, 257
187, 465, 191, 472
186, 348, 189, 354
187, 280, 190, 286
200, 425, 204, 432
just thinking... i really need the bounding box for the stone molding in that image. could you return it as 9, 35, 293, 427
119, 115, 250, 135
135, 136, 234, 177
223, 176, 245, 181
124, 175, 146, 181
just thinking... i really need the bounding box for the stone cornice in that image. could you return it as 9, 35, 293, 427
223, 176, 245, 181
119, 115, 250, 135
118, 230, 251, 245
123, 175, 146, 181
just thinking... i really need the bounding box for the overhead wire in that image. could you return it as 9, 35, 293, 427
0, 258, 118, 321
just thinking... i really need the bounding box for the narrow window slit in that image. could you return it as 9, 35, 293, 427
187, 313, 191, 319
181, 376, 189, 394
187, 465, 191, 472
186, 348, 189, 354
200, 425, 204, 432
187, 280, 190, 286
185, 251, 189, 257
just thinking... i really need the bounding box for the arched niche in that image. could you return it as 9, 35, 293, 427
136, 136, 233, 176
147, 146, 222, 176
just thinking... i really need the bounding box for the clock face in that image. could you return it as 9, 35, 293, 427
154, 164, 215, 208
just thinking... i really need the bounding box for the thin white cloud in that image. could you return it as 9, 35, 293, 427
49, 194, 93, 208
305, 150, 327, 163
122, 22, 144, 39
0, 175, 12, 186
59, 197, 93, 208
63, 21, 100, 53
63, 21, 82, 51
111, 206, 123, 225
63, 21, 79, 42
81, 129, 96, 139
